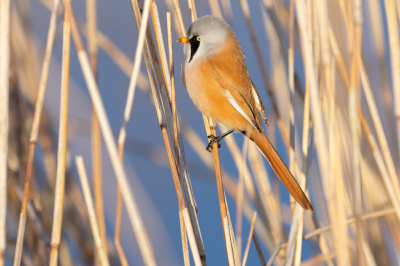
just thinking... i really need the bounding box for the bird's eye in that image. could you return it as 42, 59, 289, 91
197, 36, 202, 41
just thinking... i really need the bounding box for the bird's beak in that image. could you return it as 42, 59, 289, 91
177, 37, 189, 43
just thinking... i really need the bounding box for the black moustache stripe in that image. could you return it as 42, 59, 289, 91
189, 36, 200, 63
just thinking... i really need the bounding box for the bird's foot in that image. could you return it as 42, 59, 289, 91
206, 134, 222, 152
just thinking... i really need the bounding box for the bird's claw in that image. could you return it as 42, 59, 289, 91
206, 134, 221, 152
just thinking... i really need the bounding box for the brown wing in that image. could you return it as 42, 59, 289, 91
251, 80, 269, 127
208, 31, 263, 132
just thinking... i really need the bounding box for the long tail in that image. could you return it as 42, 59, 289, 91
250, 130, 313, 211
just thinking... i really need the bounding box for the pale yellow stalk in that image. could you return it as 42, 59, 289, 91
0, 0, 10, 264
76, 157, 110, 266
86, 0, 107, 256
62, 0, 157, 263
13, 0, 60, 264
383, 0, 400, 159
241, 212, 257, 266
49, 15, 71, 265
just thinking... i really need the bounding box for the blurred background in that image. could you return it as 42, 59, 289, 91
2, 0, 400, 265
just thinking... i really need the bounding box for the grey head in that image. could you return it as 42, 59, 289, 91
182, 15, 232, 65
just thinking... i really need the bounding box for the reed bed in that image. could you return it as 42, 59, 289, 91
1, 0, 400, 265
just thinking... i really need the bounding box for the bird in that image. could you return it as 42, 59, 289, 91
178, 15, 313, 211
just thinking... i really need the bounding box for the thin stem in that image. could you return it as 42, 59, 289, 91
113, 1, 154, 262
251, 231, 266, 266
114, 144, 128, 266
152, 5, 205, 260
173, 0, 186, 37
179, 210, 190, 266
280, 208, 396, 250
13, 0, 60, 264
349, 1, 364, 263
235, 138, 249, 262
167, 12, 179, 167
212, 140, 236, 265
148, 2, 205, 263
207, 0, 223, 18
76, 157, 110, 266
86, 0, 107, 256
288, 0, 296, 213
241, 212, 257, 266
112, 5, 153, 263
160, 121, 202, 266
49, 14, 70, 266
383, 0, 400, 165
62, 0, 157, 263
0, 0, 10, 263
266, 242, 282, 266
114, 186, 128, 266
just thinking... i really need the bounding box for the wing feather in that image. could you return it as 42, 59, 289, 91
207, 32, 263, 132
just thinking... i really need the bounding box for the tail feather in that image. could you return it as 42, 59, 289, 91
250, 130, 313, 211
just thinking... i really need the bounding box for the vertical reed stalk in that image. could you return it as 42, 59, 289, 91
112, 1, 153, 262
114, 186, 128, 266
13, 0, 60, 264
160, 121, 202, 266
285, 205, 302, 266
220, 0, 233, 24
226, 199, 240, 266
235, 138, 248, 262
147, 2, 205, 260
294, 3, 337, 266
207, 0, 223, 19
254, 233, 267, 265
150, 3, 173, 99
241, 212, 256, 266
167, 12, 179, 164
127, 0, 204, 264
49, 14, 70, 266
360, 62, 400, 222
116, 0, 152, 164
358, 57, 400, 199
179, 211, 190, 266
75, 157, 110, 266
294, 2, 313, 264
209, 134, 236, 266
288, 0, 296, 212
330, 61, 349, 266
317, 1, 347, 265
284, 4, 304, 263
0, 0, 10, 264
172, 0, 186, 37
136, 19, 203, 262
295, 0, 330, 221
383, 0, 400, 163
294, 57, 310, 266
188, 0, 197, 23
61, 0, 157, 264
167, 12, 189, 266
86, 0, 107, 256
349, 0, 364, 263
149, 2, 206, 263
266, 243, 281, 266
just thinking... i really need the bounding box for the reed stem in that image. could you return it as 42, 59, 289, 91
0, 0, 10, 264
